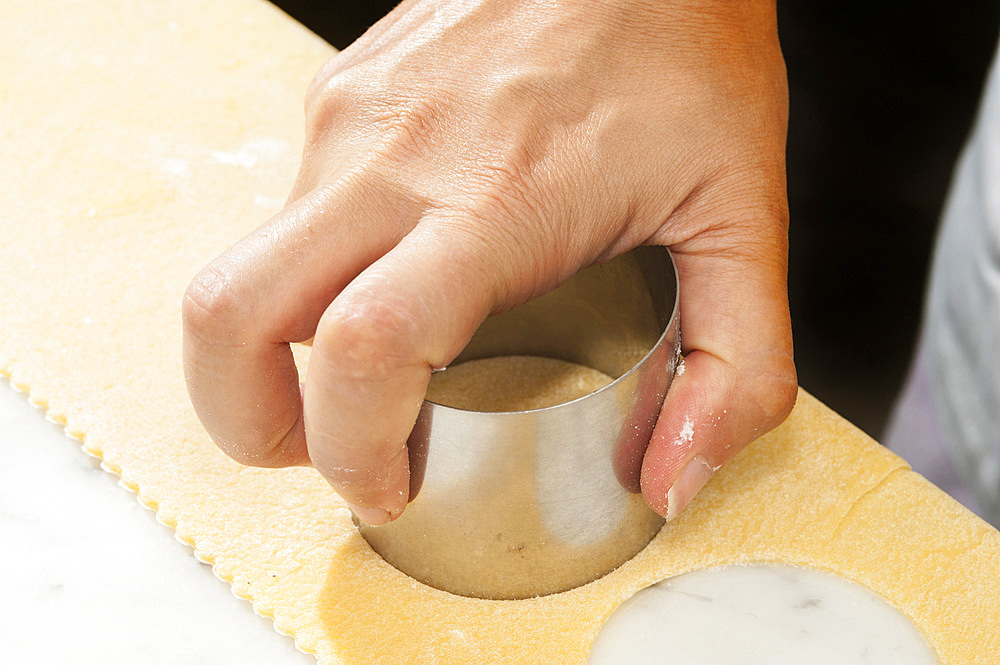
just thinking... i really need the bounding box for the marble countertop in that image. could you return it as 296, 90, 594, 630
0, 380, 315, 664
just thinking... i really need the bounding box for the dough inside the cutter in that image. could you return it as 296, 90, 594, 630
425, 355, 613, 412
587, 563, 940, 665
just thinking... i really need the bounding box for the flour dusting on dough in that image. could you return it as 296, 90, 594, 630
210, 137, 292, 169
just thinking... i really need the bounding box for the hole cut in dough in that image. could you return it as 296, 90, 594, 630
588, 562, 939, 665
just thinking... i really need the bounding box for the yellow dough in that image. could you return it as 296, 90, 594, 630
425, 356, 614, 411
1, 2, 998, 663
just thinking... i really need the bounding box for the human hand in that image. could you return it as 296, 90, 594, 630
182, 0, 796, 525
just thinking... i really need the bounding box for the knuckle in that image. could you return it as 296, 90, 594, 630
182, 263, 252, 343
304, 81, 451, 170
305, 54, 350, 107
314, 294, 423, 383
370, 95, 447, 161
303, 73, 355, 140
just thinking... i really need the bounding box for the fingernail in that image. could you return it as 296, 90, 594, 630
350, 504, 392, 526
665, 457, 715, 521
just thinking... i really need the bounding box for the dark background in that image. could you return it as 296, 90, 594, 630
272, 1, 1000, 439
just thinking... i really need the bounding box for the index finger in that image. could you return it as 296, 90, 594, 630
181, 181, 406, 468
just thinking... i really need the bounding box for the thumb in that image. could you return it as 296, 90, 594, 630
641, 220, 797, 520
302, 213, 553, 524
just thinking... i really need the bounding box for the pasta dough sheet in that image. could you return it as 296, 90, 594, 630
2, 1, 999, 663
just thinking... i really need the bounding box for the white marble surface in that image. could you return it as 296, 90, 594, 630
588, 562, 939, 664
0, 380, 315, 665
